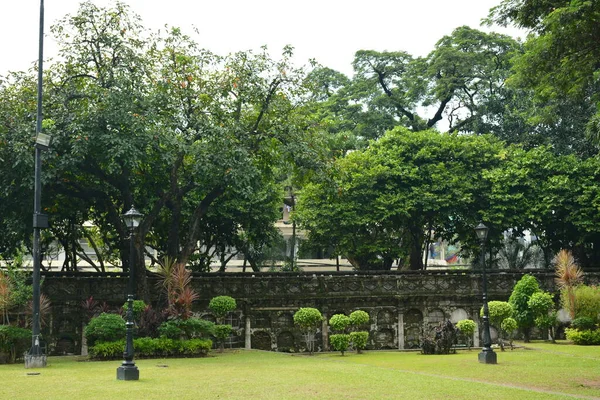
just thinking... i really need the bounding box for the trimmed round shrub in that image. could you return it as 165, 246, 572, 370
329, 314, 350, 332
293, 308, 323, 330
350, 331, 369, 353
349, 310, 370, 328
571, 317, 597, 331
456, 319, 476, 349
121, 300, 147, 321
213, 324, 233, 341
208, 296, 237, 321
330, 334, 350, 355
84, 313, 126, 346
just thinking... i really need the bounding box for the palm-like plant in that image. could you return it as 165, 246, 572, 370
554, 249, 583, 318
0, 272, 12, 324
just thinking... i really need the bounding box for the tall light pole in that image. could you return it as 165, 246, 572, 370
117, 206, 143, 380
475, 222, 496, 364
25, 0, 48, 370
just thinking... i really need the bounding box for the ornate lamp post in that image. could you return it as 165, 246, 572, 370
25, 0, 48, 370
475, 222, 496, 364
117, 206, 143, 380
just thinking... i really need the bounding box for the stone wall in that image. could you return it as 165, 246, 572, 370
40, 270, 600, 355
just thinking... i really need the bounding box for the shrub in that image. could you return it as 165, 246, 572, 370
330, 334, 350, 356
208, 296, 237, 322
88, 337, 212, 360
455, 319, 476, 350
565, 328, 600, 345
509, 274, 541, 342
214, 324, 233, 352
0, 325, 31, 363
420, 320, 458, 355
121, 300, 147, 321
84, 313, 126, 346
571, 317, 597, 331
329, 314, 350, 332
158, 318, 215, 340
568, 285, 600, 323
349, 310, 370, 328
294, 307, 323, 355
501, 317, 518, 349
528, 291, 558, 342
349, 331, 369, 353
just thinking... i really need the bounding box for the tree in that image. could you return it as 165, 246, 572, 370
349, 27, 519, 134
293, 307, 323, 355
487, 0, 600, 144
296, 127, 504, 270
528, 291, 558, 342
209, 296, 237, 352
508, 274, 541, 342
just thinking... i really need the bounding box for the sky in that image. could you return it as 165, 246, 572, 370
0, 0, 524, 77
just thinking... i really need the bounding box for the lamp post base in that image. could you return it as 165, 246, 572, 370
117, 365, 139, 380
478, 349, 497, 364
25, 354, 47, 369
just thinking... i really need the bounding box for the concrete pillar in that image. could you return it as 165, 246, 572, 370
321, 312, 329, 352
473, 312, 480, 348
245, 315, 251, 350
397, 312, 405, 350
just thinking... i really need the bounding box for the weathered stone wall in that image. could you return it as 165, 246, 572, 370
41, 270, 600, 355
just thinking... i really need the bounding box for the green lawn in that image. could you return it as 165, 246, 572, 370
1, 342, 599, 399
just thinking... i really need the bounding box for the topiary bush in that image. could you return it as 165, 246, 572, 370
213, 324, 233, 352
329, 314, 350, 333
501, 317, 518, 349
84, 313, 126, 346
349, 331, 369, 353
456, 319, 476, 350
330, 334, 350, 356
208, 296, 237, 323
88, 337, 212, 360
294, 307, 323, 354
121, 300, 147, 321
158, 318, 215, 340
349, 310, 370, 329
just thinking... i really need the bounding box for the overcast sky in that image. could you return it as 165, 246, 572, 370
1, 0, 523, 77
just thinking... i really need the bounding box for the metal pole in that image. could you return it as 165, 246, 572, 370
26, 0, 47, 369
117, 228, 139, 380
478, 239, 497, 364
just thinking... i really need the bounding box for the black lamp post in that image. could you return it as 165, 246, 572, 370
475, 222, 496, 364
117, 206, 143, 381
25, 0, 48, 370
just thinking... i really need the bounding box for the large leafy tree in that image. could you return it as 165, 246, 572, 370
0, 2, 317, 298
487, 0, 600, 144
296, 128, 504, 270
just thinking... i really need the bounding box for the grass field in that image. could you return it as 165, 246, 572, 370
1, 341, 599, 399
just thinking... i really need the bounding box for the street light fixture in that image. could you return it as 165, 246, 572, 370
25, 0, 48, 370
475, 222, 497, 364
117, 206, 143, 381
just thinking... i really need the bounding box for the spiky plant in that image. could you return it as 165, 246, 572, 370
554, 249, 583, 319
0, 272, 12, 324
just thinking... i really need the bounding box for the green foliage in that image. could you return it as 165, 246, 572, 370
509, 275, 541, 340
293, 308, 324, 330
566, 285, 600, 323
565, 328, 600, 346
84, 313, 126, 346
0, 325, 31, 363
329, 314, 350, 333
88, 337, 212, 360
121, 300, 147, 321
481, 301, 513, 330
213, 324, 233, 341
349, 331, 369, 353
330, 334, 350, 356
208, 296, 237, 321
528, 291, 558, 338
456, 319, 476, 349
158, 318, 215, 340
349, 310, 370, 328
571, 317, 597, 332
